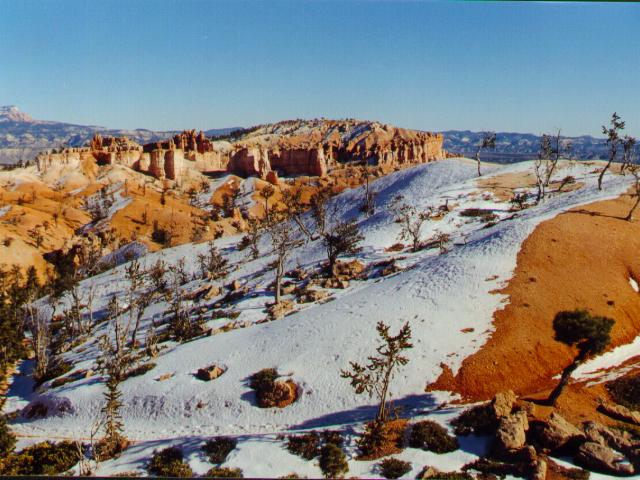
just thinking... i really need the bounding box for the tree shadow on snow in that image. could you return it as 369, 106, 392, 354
289, 393, 439, 430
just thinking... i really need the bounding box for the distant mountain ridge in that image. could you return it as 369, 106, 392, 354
440, 129, 613, 163
0, 106, 239, 164
0, 105, 620, 165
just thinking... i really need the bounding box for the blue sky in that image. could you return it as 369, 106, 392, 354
1, 1, 638, 136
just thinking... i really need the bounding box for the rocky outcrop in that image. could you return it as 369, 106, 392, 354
575, 441, 635, 475
36, 119, 446, 183
492, 390, 517, 418
495, 410, 529, 452
598, 401, 640, 426
535, 412, 585, 452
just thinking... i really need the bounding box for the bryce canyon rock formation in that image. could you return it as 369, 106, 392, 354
36, 119, 445, 183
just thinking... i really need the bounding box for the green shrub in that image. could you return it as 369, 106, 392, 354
321, 430, 344, 448
286, 432, 320, 460
0, 415, 16, 457
409, 420, 459, 453
248, 368, 297, 408
205, 466, 243, 478
452, 404, 498, 436
249, 368, 279, 391
0, 441, 80, 475
319, 443, 348, 478
147, 446, 193, 477
606, 374, 640, 410
203, 437, 237, 464
378, 457, 411, 479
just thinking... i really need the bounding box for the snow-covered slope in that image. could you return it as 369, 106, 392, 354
5, 158, 635, 477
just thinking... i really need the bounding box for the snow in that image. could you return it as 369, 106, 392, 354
0, 205, 10, 218
629, 276, 639, 293
4, 158, 635, 477
575, 335, 640, 383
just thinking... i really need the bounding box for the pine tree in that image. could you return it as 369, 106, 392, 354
341, 321, 413, 422
0, 414, 16, 457
547, 310, 614, 405
99, 375, 125, 457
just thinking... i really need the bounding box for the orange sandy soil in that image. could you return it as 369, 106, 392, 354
0, 180, 91, 277
430, 190, 640, 406
477, 166, 584, 202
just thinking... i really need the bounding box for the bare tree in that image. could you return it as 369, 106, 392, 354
359, 160, 376, 217
341, 321, 413, 423
534, 134, 553, 203
197, 241, 228, 280
264, 208, 304, 305
258, 184, 276, 223
475, 132, 496, 177
625, 165, 640, 221
598, 112, 626, 191
24, 303, 51, 381
97, 295, 135, 382
433, 231, 451, 254
391, 195, 433, 252
240, 216, 263, 259
621, 135, 637, 175
281, 186, 316, 241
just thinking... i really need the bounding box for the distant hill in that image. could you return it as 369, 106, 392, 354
0, 105, 625, 165
0, 106, 240, 164
440, 129, 613, 163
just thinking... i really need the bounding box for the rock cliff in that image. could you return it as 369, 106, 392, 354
36, 119, 445, 182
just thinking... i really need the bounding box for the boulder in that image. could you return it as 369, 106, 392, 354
418, 466, 441, 479
333, 260, 366, 280
265, 170, 279, 185
531, 457, 547, 480
495, 411, 529, 452
321, 278, 350, 289
492, 390, 517, 418
537, 412, 585, 452
281, 282, 297, 295
267, 299, 295, 319
297, 287, 329, 304
575, 441, 635, 475
204, 284, 222, 300
598, 401, 640, 426
196, 364, 225, 381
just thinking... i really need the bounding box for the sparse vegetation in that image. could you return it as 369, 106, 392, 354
249, 368, 297, 408
452, 403, 498, 436
599, 112, 626, 190
203, 437, 237, 464
205, 466, 244, 478
318, 443, 348, 479
197, 241, 228, 280
409, 420, 459, 453
286, 432, 320, 460
378, 457, 411, 479
606, 373, 640, 410
341, 321, 412, 422
0, 441, 81, 475
391, 195, 433, 252
147, 446, 193, 477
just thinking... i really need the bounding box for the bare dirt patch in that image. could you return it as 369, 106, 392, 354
430, 191, 640, 402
